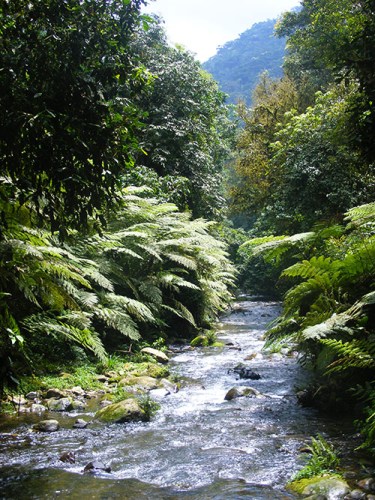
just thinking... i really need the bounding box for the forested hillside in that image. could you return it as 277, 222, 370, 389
203, 19, 286, 105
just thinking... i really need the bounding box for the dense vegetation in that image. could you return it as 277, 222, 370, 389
0, 0, 235, 395
232, 0, 375, 453
203, 19, 286, 105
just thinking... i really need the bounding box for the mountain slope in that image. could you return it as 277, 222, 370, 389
203, 19, 286, 105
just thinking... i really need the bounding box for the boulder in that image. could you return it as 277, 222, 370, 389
47, 397, 73, 412
224, 386, 262, 401
59, 451, 75, 463
289, 476, 350, 499
30, 403, 47, 413
231, 363, 261, 380
141, 347, 169, 364
70, 386, 86, 397
71, 399, 86, 411
348, 489, 367, 499
94, 398, 146, 424
45, 388, 66, 399
33, 419, 60, 432
73, 418, 89, 429
26, 391, 39, 400
119, 375, 160, 391
357, 478, 375, 492
161, 378, 179, 393
8, 395, 27, 405
83, 461, 111, 474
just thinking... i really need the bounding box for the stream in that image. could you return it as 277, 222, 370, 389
0, 299, 356, 499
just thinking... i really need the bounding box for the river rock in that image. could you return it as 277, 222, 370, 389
59, 451, 75, 463
47, 397, 73, 412
119, 375, 160, 391
30, 403, 47, 413
224, 386, 262, 401
161, 378, 179, 393
8, 395, 27, 405
231, 363, 261, 380
141, 347, 169, 364
71, 399, 86, 411
70, 386, 86, 397
33, 419, 60, 432
94, 398, 146, 424
150, 388, 170, 398
25, 391, 39, 400
357, 478, 375, 492
346, 489, 367, 499
45, 388, 65, 399
73, 418, 89, 429
301, 477, 350, 499
83, 461, 111, 474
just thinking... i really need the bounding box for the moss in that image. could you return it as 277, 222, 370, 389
287, 475, 348, 496
95, 398, 146, 424
122, 361, 169, 379
287, 476, 328, 495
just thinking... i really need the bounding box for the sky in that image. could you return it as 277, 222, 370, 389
142, 0, 300, 62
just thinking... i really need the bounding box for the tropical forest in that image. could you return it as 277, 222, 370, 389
1, 0, 375, 498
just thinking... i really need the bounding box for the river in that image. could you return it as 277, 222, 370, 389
0, 299, 355, 499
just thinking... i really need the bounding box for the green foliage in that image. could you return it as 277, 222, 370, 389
249, 202, 375, 448
293, 435, 340, 480
276, 0, 375, 162
137, 394, 160, 420
0, 185, 235, 393
129, 20, 234, 219
0, 0, 149, 232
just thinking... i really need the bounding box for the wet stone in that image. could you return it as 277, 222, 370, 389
71, 399, 86, 411
346, 489, 367, 499
224, 386, 262, 401
358, 478, 375, 492
73, 418, 89, 429
25, 391, 39, 400
59, 451, 75, 464
30, 403, 47, 413
33, 419, 60, 432
45, 388, 65, 399
47, 397, 73, 412
83, 461, 111, 474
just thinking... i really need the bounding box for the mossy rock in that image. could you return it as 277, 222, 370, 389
287, 475, 350, 497
122, 362, 169, 379
119, 375, 160, 391
190, 335, 208, 347
95, 398, 146, 424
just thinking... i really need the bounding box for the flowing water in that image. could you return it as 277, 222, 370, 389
0, 300, 354, 499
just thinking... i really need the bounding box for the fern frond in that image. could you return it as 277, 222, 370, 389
322, 338, 375, 373
94, 307, 141, 340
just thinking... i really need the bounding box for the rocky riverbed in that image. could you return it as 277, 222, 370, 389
0, 300, 374, 499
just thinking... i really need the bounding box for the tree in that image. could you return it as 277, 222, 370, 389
265, 84, 373, 233
227, 73, 299, 228
0, 0, 148, 233
276, 0, 375, 161
129, 21, 234, 219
